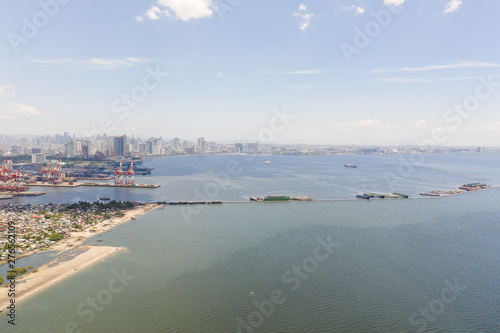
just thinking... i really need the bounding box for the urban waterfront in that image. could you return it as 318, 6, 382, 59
0, 154, 499, 332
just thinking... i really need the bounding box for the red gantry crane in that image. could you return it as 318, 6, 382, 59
0, 159, 29, 192
114, 160, 124, 185
125, 160, 135, 185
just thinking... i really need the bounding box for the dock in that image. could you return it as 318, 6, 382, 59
0, 191, 45, 198
27, 181, 160, 188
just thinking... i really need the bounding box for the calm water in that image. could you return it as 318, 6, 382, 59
1, 154, 499, 332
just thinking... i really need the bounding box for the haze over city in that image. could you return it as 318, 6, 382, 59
1, 0, 500, 145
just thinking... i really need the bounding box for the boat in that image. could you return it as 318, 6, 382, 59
99, 196, 110, 201
363, 193, 385, 199
263, 160, 271, 164
419, 192, 440, 197
356, 195, 370, 200
290, 196, 313, 201
393, 193, 409, 198
250, 195, 263, 202
344, 163, 357, 168
263, 195, 290, 202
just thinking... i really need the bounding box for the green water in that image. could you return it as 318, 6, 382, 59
2, 187, 499, 332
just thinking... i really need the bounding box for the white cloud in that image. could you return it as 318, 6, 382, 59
293, 4, 315, 31
145, 6, 165, 20
135, 16, 144, 22
1, 101, 40, 120
375, 76, 487, 83
0, 85, 16, 97
215, 72, 223, 78
342, 5, 365, 15
384, 0, 405, 6
355, 7, 365, 15
371, 61, 500, 73
444, 0, 462, 14
157, 0, 213, 21
471, 122, 500, 133
28, 57, 151, 70
257, 70, 323, 75
8, 102, 40, 116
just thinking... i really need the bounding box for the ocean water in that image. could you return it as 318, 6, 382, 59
1, 154, 499, 332
6, 153, 500, 204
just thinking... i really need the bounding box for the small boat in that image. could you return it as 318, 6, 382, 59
344, 163, 357, 168
250, 195, 263, 202
356, 195, 370, 200
99, 196, 110, 201
263, 160, 271, 164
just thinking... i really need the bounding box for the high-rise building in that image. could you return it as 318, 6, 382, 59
113, 135, 127, 156
197, 137, 206, 153
65, 140, 75, 158
173, 137, 181, 151
32, 153, 46, 164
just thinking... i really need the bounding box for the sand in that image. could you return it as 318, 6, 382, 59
0, 203, 161, 266
0, 246, 123, 311
49, 203, 161, 253
0, 203, 162, 311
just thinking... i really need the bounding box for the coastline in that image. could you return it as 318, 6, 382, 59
0, 203, 162, 266
0, 246, 124, 311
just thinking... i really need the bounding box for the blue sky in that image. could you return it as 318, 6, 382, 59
1, 0, 499, 145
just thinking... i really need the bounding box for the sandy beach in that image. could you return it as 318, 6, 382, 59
0, 246, 123, 311
0, 203, 161, 266
49, 203, 161, 253
0, 203, 162, 311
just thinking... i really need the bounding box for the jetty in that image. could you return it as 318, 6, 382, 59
28, 181, 159, 188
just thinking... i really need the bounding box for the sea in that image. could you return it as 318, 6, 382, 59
1, 153, 499, 332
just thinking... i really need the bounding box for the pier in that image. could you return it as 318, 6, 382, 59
28, 181, 160, 188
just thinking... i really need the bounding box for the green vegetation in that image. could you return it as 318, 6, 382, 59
6, 266, 33, 279
0, 276, 3, 285
62, 200, 135, 212
48, 233, 64, 241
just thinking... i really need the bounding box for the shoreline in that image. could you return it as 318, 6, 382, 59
0, 246, 124, 311
0, 203, 162, 266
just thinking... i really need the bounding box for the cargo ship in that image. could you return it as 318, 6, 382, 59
363, 193, 385, 199
250, 195, 263, 202
264, 195, 290, 202
290, 196, 312, 201
344, 163, 357, 168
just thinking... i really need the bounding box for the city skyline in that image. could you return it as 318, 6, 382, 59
1, 1, 500, 145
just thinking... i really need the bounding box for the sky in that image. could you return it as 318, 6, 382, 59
0, 0, 499, 146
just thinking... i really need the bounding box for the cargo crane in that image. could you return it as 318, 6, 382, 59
42, 163, 52, 183
114, 160, 124, 185
125, 161, 135, 185
12, 169, 29, 192
51, 159, 64, 185
0, 159, 29, 192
